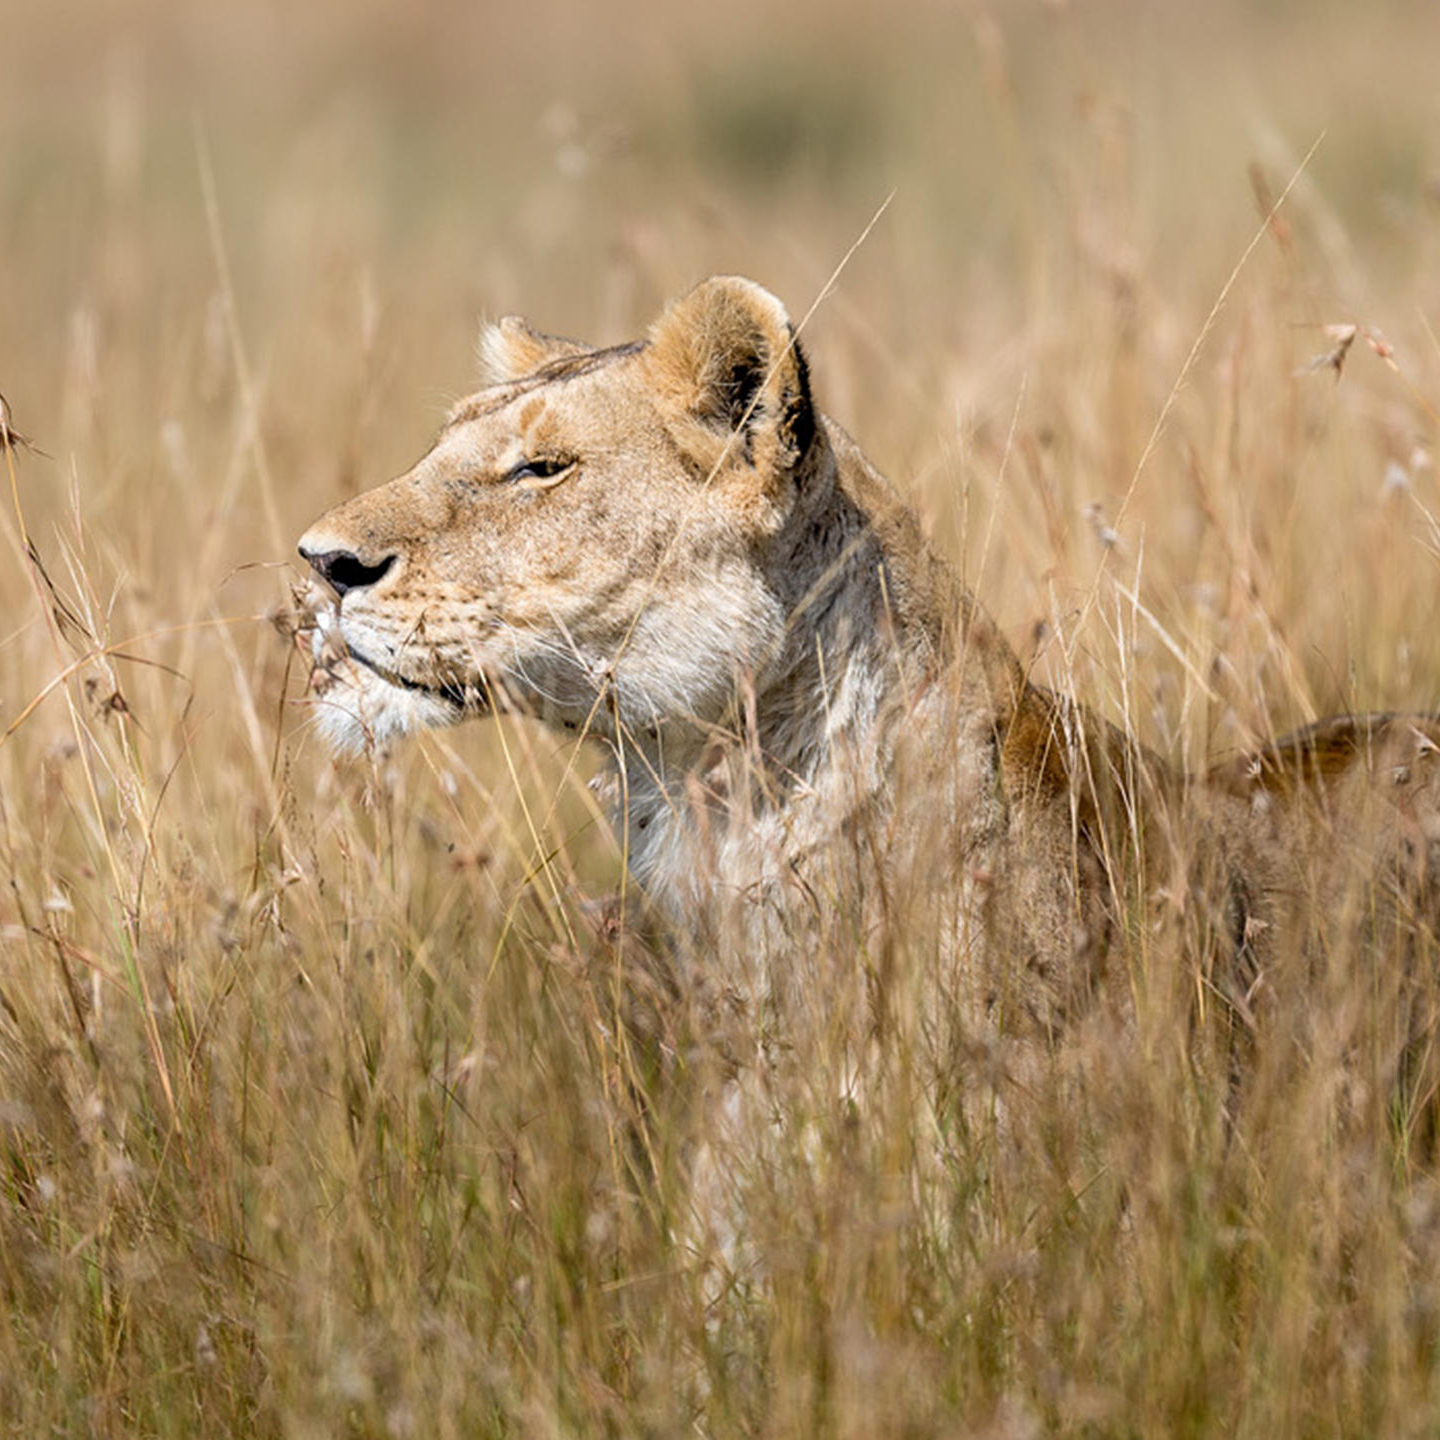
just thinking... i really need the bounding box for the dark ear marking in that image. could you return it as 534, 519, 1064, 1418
778, 326, 816, 464
719, 355, 765, 434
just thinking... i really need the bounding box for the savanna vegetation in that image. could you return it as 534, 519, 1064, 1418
4, 0, 1440, 1434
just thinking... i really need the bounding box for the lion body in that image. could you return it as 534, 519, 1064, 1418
297, 277, 1440, 1044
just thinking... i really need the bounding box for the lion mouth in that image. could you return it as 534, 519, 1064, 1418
289, 578, 482, 716
342, 642, 476, 713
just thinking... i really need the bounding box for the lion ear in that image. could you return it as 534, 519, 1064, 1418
644, 277, 815, 474
478, 315, 587, 385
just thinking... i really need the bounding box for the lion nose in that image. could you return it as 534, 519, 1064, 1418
299, 546, 396, 598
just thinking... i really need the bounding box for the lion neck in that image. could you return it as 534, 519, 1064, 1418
611, 418, 1019, 915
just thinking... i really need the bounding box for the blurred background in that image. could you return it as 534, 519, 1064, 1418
3, 0, 1440, 759
2, 0, 1439, 700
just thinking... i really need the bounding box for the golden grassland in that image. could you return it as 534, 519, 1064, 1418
5, 0, 1440, 1433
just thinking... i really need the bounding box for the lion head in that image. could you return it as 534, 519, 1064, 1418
296, 277, 821, 755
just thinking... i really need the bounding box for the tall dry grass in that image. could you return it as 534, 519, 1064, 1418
4, 0, 1440, 1434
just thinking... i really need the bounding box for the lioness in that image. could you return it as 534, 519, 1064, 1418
296, 276, 1440, 1060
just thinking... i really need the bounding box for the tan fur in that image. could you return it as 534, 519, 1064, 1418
297, 277, 1440, 1043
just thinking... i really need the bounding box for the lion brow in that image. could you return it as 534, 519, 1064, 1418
445, 340, 648, 427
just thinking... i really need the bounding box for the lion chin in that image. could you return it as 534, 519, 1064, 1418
297, 585, 465, 754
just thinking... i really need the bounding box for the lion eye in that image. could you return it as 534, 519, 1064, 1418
505, 457, 575, 487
